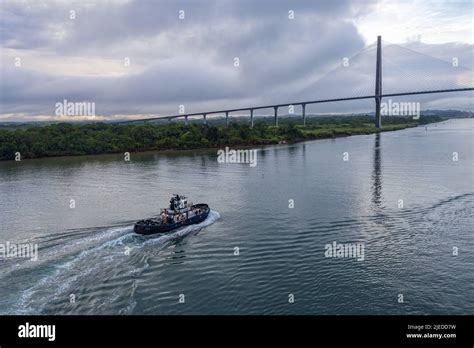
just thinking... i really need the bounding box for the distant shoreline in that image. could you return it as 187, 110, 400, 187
0, 116, 445, 161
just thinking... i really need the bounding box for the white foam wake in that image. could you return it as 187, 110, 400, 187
8, 210, 220, 315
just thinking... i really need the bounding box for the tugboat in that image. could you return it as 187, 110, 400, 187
134, 195, 210, 235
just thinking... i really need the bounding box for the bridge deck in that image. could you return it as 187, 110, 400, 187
119, 87, 473, 124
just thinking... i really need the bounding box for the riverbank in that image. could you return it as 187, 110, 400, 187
0, 115, 443, 161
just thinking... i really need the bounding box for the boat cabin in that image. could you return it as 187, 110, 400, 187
170, 194, 188, 211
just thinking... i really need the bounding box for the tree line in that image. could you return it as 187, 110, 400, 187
0, 115, 443, 160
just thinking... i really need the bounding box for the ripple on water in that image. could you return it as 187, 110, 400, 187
2, 211, 220, 314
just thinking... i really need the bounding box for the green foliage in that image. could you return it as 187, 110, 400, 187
0, 115, 443, 160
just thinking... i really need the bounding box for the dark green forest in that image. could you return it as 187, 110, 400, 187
0, 115, 443, 160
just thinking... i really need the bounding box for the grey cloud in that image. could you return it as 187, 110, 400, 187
0, 0, 472, 120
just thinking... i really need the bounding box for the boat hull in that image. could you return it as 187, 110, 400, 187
134, 204, 210, 235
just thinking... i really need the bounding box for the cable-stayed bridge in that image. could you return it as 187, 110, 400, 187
122, 36, 474, 128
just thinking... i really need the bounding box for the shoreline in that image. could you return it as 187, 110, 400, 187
0, 121, 435, 163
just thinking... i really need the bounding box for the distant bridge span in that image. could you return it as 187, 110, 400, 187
120, 36, 474, 128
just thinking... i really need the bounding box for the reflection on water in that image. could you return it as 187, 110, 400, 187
0, 119, 472, 315
372, 133, 383, 208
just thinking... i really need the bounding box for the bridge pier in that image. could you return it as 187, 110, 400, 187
225, 111, 229, 127
203, 113, 207, 125
302, 103, 306, 126
274, 106, 278, 126
184, 115, 188, 125
250, 109, 254, 128
375, 35, 382, 129
375, 97, 381, 128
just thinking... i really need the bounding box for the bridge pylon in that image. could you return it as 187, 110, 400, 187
375, 35, 382, 129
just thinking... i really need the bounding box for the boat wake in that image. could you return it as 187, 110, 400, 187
1, 210, 220, 315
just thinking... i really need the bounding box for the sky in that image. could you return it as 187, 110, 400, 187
0, 0, 473, 121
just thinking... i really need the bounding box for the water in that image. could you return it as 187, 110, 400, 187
0, 119, 472, 315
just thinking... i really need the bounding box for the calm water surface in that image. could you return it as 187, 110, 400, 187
0, 119, 472, 314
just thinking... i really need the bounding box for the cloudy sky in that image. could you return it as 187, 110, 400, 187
1, 0, 473, 121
